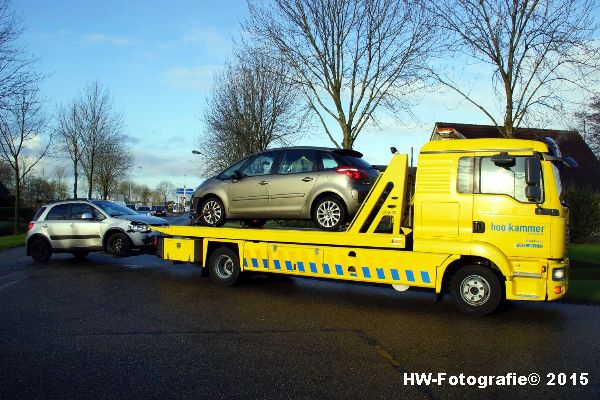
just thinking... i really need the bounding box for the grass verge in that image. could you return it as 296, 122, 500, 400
568, 244, 600, 264
0, 233, 26, 250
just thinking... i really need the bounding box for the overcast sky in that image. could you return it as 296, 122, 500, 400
14, 0, 600, 195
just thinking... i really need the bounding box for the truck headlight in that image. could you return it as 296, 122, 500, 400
552, 268, 565, 281
128, 222, 151, 233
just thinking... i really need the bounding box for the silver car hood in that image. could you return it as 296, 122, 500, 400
118, 214, 169, 226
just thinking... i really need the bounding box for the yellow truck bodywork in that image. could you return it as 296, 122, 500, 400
154, 138, 570, 314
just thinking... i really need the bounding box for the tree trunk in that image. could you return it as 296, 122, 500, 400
13, 163, 20, 235
342, 125, 353, 149
73, 160, 78, 198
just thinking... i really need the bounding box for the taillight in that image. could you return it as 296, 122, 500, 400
27, 222, 34, 231
335, 166, 367, 180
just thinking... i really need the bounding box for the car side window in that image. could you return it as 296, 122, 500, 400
45, 204, 70, 220
71, 203, 103, 220
240, 153, 277, 177
278, 150, 315, 174
318, 152, 340, 170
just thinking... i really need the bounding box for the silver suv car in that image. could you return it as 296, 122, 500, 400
26, 200, 169, 262
191, 147, 379, 231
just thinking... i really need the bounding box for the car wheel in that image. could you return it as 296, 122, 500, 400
312, 196, 346, 231
106, 232, 131, 256
243, 218, 267, 228
199, 197, 226, 227
208, 246, 242, 286
30, 237, 51, 263
72, 251, 89, 260
450, 265, 503, 316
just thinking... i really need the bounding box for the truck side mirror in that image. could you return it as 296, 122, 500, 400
525, 157, 541, 186
525, 157, 542, 202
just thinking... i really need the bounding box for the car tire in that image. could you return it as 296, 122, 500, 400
30, 237, 51, 263
449, 265, 503, 316
106, 232, 131, 256
312, 196, 346, 231
72, 251, 89, 260
243, 218, 267, 228
208, 246, 242, 286
199, 197, 226, 227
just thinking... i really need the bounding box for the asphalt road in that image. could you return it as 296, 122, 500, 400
1, 224, 599, 399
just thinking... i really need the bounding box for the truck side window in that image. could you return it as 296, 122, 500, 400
457, 157, 474, 193
479, 157, 537, 202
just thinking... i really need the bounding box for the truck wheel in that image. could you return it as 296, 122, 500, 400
450, 265, 503, 316
199, 197, 226, 227
209, 247, 241, 286
313, 196, 346, 231
30, 237, 51, 263
106, 232, 131, 256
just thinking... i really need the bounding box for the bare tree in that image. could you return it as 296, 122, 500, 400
575, 94, 600, 159
56, 100, 84, 197
51, 164, 68, 199
245, 0, 437, 149
429, 0, 600, 137
0, 0, 39, 112
156, 181, 174, 206
94, 135, 133, 200
0, 86, 50, 233
139, 184, 151, 205
77, 81, 124, 198
199, 47, 303, 175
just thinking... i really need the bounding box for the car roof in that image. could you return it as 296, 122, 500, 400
255, 146, 364, 158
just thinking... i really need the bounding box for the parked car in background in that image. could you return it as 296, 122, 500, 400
126, 203, 136, 210
150, 205, 167, 217
190, 146, 379, 230
136, 206, 151, 215
25, 200, 169, 262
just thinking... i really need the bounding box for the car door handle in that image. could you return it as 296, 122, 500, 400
69, 223, 75, 228
302, 177, 313, 182
259, 181, 268, 185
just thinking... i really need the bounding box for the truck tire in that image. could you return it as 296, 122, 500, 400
450, 265, 503, 316
208, 246, 242, 286
312, 196, 346, 231
30, 237, 52, 263
199, 197, 226, 227
106, 232, 131, 256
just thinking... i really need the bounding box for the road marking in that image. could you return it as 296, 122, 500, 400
0, 271, 27, 291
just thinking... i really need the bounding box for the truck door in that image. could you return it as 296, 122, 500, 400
472, 156, 551, 259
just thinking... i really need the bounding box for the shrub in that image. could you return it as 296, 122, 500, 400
563, 185, 600, 243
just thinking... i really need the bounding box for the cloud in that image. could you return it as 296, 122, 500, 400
181, 27, 229, 49
83, 33, 137, 47
162, 65, 221, 91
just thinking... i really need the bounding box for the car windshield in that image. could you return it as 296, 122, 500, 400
138, 206, 150, 211
92, 200, 137, 217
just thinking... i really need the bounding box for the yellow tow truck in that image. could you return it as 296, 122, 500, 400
153, 135, 573, 315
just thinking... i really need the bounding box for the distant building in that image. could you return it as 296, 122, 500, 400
431, 122, 600, 191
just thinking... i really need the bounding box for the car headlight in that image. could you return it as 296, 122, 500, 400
128, 222, 151, 233
552, 267, 565, 281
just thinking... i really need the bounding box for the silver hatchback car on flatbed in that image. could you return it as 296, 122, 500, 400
26, 200, 169, 262
191, 147, 379, 230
